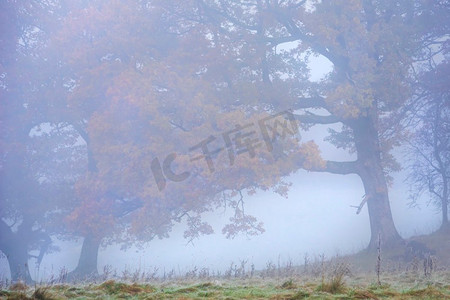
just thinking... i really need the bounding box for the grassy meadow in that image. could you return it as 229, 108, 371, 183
1, 230, 449, 299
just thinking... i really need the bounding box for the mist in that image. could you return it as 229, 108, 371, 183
1, 0, 448, 289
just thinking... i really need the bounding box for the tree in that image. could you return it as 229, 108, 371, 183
48, 0, 302, 279
407, 54, 450, 232
403, 0, 450, 232
45, 0, 174, 279
0, 122, 83, 282
178, 0, 432, 249
0, 0, 85, 282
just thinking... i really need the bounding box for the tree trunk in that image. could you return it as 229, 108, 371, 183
441, 205, 449, 232
359, 170, 402, 249
5, 246, 33, 284
440, 180, 449, 231
68, 128, 102, 281
0, 220, 33, 283
353, 116, 403, 250
68, 235, 101, 280
0, 240, 33, 283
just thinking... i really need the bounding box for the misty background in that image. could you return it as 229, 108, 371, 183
0, 158, 439, 280
1, 0, 448, 284
0, 110, 440, 279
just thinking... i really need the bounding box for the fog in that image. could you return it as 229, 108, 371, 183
1, 0, 448, 284
0, 127, 441, 280
0, 164, 440, 280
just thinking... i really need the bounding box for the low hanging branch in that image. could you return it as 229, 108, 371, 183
294, 113, 341, 125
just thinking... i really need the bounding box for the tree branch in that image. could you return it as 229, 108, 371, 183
268, 7, 348, 71
169, 120, 190, 132
350, 194, 370, 214
32, 231, 52, 267
196, 0, 258, 31
323, 160, 359, 175
294, 113, 340, 124
303, 160, 359, 175
72, 122, 98, 172
293, 96, 328, 110
263, 35, 300, 46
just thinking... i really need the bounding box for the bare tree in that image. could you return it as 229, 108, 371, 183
407, 58, 450, 232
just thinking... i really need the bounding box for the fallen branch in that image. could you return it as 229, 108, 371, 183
350, 194, 370, 215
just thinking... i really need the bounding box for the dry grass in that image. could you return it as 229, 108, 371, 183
1, 230, 449, 299
1, 269, 449, 299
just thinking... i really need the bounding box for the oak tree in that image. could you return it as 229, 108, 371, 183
185, 0, 432, 248
50, 0, 302, 278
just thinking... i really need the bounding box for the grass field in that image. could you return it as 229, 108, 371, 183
2, 230, 449, 299
1, 272, 450, 299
